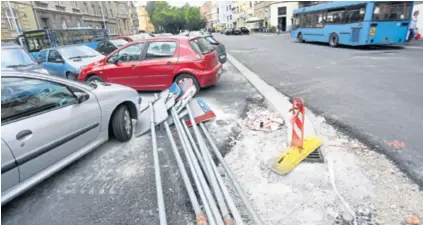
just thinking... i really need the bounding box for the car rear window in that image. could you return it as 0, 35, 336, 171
204, 36, 220, 45
189, 37, 213, 55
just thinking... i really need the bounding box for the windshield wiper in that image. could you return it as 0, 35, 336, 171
69, 55, 97, 59
6, 63, 35, 68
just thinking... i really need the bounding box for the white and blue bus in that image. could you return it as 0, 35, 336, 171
291, 1, 414, 47
19, 28, 109, 58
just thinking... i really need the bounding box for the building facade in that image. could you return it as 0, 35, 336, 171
1, 1, 38, 40
217, 1, 234, 28
233, 1, 255, 28
200, 1, 212, 28
137, 6, 154, 33
269, 1, 321, 31
254, 1, 274, 29
0, 1, 136, 39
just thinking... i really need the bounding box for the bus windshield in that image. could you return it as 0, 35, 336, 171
373, 2, 412, 21
24, 31, 51, 52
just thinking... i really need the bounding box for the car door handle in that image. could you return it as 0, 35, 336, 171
16, 130, 33, 140
166, 61, 172, 64
131, 64, 136, 69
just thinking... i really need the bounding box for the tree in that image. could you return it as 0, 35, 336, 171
148, 1, 206, 33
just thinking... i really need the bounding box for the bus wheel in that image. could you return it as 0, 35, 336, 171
297, 33, 305, 43
329, 33, 339, 47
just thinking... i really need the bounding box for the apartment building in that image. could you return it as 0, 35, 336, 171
1, 1, 38, 39
137, 6, 154, 33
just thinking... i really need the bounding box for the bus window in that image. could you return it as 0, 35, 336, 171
326, 8, 346, 24
373, 2, 412, 21
345, 4, 366, 24
292, 15, 300, 29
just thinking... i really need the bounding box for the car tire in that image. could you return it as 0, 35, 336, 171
111, 105, 133, 142
174, 73, 201, 94
297, 33, 305, 43
329, 33, 339, 47
86, 75, 104, 83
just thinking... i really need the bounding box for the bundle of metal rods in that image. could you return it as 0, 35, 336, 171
147, 87, 264, 225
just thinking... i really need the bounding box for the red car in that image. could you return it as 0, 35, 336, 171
79, 36, 223, 91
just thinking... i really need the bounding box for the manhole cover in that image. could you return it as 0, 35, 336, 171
304, 147, 324, 163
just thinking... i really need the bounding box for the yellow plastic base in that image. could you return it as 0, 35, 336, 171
270, 136, 323, 175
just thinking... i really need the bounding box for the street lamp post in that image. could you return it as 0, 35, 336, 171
99, 2, 107, 30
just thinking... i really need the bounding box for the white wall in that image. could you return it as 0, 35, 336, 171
270, 2, 299, 29
414, 3, 423, 32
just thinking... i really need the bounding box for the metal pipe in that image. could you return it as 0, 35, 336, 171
181, 121, 209, 179
183, 122, 243, 224
170, 109, 217, 225
171, 108, 223, 225
200, 123, 264, 225
164, 120, 206, 224
150, 102, 167, 225
185, 105, 232, 224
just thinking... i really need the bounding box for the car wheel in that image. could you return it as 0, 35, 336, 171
86, 75, 104, 83
66, 72, 77, 80
111, 105, 133, 142
329, 33, 339, 47
174, 73, 201, 94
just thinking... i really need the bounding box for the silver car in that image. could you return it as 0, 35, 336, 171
1, 71, 142, 205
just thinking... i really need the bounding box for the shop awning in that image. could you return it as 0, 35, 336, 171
246, 17, 264, 23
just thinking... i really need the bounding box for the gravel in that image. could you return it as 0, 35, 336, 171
221, 104, 423, 225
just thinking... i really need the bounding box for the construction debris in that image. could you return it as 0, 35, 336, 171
244, 108, 284, 131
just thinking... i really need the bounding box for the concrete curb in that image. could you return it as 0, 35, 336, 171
227, 54, 316, 144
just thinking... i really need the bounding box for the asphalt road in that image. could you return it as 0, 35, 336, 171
215, 33, 423, 186
1, 63, 262, 225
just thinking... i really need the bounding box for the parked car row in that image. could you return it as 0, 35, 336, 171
1, 33, 226, 205
224, 27, 250, 35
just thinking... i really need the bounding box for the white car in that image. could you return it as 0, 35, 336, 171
1, 71, 142, 205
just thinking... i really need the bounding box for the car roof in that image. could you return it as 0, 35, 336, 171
41, 44, 91, 51
132, 35, 197, 43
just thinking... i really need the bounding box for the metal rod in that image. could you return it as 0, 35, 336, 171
183, 122, 243, 224
150, 102, 167, 225
185, 105, 232, 224
170, 109, 216, 225
200, 123, 264, 225
181, 121, 209, 179
164, 120, 206, 224
171, 108, 223, 225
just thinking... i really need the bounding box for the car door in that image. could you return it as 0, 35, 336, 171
45, 50, 66, 78
101, 42, 145, 88
1, 139, 19, 193
137, 41, 178, 90
37, 50, 48, 65
1, 76, 101, 182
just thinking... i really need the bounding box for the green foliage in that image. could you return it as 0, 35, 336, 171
146, 1, 207, 33
269, 26, 276, 33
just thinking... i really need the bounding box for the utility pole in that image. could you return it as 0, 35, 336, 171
99, 1, 107, 29
7, 0, 21, 35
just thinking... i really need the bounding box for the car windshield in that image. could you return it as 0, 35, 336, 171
1, 48, 36, 69
110, 39, 128, 48
190, 37, 213, 55
59, 46, 102, 59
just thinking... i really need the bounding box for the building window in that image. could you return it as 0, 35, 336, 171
230, 15, 232, 20
110, 9, 113, 17
5, 10, 21, 31
98, 7, 101, 16
278, 7, 286, 16
57, 1, 64, 6
62, 20, 67, 29
217, 8, 219, 14
250, 1, 252, 8
84, 3, 88, 13
77, 21, 81, 27
72, 1, 78, 8
92, 4, 96, 15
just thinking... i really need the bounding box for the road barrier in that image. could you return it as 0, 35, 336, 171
270, 97, 323, 175
139, 79, 263, 225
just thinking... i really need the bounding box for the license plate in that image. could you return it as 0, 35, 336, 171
220, 55, 226, 59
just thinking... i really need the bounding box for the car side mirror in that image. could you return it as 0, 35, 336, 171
74, 92, 90, 104
109, 57, 118, 64
37, 58, 44, 64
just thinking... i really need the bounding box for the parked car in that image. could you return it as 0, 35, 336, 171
204, 35, 227, 64
1, 43, 49, 75
37, 45, 104, 80
96, 39, 128, 55
240, 27, 250, 35
225, 28, 235, 35
234, 28, 242, 35
78, 36, 223, 92
1, 70, 142, 205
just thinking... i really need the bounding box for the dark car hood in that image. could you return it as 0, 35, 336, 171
3, 63, 50, 75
